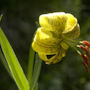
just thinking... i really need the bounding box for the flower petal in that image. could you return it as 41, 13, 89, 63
64, 13, 77, 32
38, 48, 66, 64
62, 24, 80, 39
32, 28, 61, 54
62, 14, 80, 39
60, 41, 69, 50
39, 12, 67, 34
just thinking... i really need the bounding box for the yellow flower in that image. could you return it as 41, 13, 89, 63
32, 12, 80, 64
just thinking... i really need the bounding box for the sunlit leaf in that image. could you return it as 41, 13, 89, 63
0, 28, 29, 90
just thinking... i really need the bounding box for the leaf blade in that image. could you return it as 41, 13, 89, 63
0, 28, 30, 90
27, 46, 35, 87
31, 53, 42, 90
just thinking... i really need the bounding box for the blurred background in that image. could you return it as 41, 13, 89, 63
0, 0, 90, 90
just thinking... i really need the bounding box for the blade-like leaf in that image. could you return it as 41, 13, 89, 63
0, 28, 30, 90
27, 46, 35, 86
0, 49, 12, 77
31, 53, 42, 90
0, 14, 3, 21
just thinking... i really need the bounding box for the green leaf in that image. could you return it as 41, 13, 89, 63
31, 53, 42, 90
0, 28, 30, 90
0, 49, 12, 77
27, 45, 35, 86
34, 83, 38, 90
0, 14, 3, 21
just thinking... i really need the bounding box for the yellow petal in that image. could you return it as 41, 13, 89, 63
62, 24, 80, 39
60, 41, 69, 50
64, 13, 77, 32
38, 48, 66, 64
39, 12, 67, 34
62, 13, 80, 39
52, 49, 66, 64
38, 52, 57, 63
32, 28, 61, 54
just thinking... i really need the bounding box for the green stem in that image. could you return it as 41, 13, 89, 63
27, 45, 35, 87
34, 83, 38, 90
31, 53, 42, 90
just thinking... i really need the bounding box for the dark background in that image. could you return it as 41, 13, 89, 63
0, 0, 90, 90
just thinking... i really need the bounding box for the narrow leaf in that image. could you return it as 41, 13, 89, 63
0, 28, 30, 90
0, 49, 12, 77
0, 14, 3, 21
27, 45, 35, 86
31, 53, 42, 90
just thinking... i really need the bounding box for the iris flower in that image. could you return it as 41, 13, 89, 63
32, 12, 80, 64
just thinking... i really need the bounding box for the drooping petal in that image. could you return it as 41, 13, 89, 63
38, 52, 57, 64
62, 24, 80, 39
38, 47, 66, 64
62, 14, 80, 39
64, 13, 77, 32
52, 48, 66, 64
39, 12, 67, 34
32, 28, 61, 54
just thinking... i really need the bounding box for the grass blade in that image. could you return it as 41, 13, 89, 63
0, 28, 30, 90
0, 49, 12, 77
27, 45, 35, 86
31, 53, 42, 90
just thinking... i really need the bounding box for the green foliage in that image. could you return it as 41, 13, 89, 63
27, 46, 35, 86
0, 15, 42, 90
0, 27, 30, 90
31, 54, 42, 90
27, 47, 42, 90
